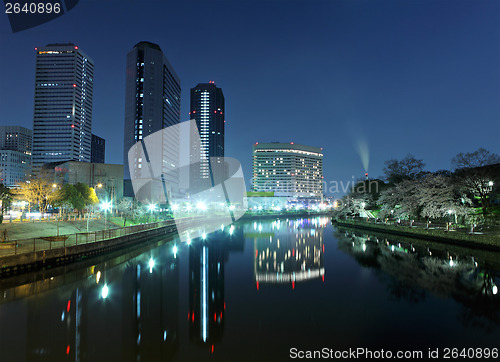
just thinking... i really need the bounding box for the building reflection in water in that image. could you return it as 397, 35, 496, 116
188, 226, 243, 354
247, 217, 328, 289
123, 246, 179, 362
22, 240, 180, 362
4, 217, 329, 360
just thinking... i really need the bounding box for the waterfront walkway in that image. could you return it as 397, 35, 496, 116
0, 219, 108, 241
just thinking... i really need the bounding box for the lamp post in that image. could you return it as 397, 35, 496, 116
148, 203, 156, 222
52, 184, 61, 235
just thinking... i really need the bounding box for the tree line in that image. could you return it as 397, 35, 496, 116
7, 177, 99, 216
334, 148, 500, 227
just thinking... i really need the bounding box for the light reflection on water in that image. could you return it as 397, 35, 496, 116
0, 216, 498, 361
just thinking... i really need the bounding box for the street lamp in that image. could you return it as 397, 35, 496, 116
196, 201, 207, 212
148, 203, 156, 222
101, 201, 112, 230
51, 184, 61, 234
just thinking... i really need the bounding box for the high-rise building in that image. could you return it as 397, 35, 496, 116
0, 126, 32, 153
123, 41, 181, 183
0, 126, 32, 186
32, 43, 94, 174
252, 142, 323, 198
189, 82, 225, 188
91, 134, 105, 163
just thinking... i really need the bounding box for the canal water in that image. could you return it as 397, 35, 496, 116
0, 216, 499, 361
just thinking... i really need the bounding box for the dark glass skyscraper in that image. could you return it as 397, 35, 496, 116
32, 43, 93, 174
189, 82, 225, 186
91, 133, 105, 163
123, 42, 181, 182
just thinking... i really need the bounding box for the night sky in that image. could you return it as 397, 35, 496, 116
1, 0, 499, 195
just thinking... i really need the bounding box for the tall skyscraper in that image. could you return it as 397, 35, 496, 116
189, 82, 225, 188
123, 41, 181, 183
0, 126, 32, 186
32, 43, 94, 174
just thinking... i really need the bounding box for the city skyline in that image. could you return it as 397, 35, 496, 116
0, 3, 498, 361
0, 0, 499, 194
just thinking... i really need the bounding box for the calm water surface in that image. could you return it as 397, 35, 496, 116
0, 216, 499, 361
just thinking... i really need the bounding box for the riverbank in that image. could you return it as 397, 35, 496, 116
0, 218, 202, 277
332, 218, 500, 251
0, 219, 111, 241
240, 210, 333, 221
0, 211, 333, 241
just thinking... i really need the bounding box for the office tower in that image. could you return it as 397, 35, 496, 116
32, 43, 94, 174
123, 41, 181, 183
91, 134, 105, 163
0, 126, 32, 186
189, 82, 225, 188
252, 142, 323, 197
0, 126, 32, 153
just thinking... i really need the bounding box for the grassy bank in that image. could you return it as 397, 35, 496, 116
0, 219, 111, 241
332, 218, 500, 251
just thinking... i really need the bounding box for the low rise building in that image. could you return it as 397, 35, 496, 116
44, 161, 124, 201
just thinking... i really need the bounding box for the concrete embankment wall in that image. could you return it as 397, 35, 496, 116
333, 219, 500, 252
0, 223, 178, 277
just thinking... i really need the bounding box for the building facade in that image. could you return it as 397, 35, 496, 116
123, 41, 181, 186
91, 134, 105, 163
252, 142, 323, 198
0, 126, 32, 186
0, 126, 32, 153
189, 82, 225, 188
46, 161, 124, 201
32, 43, 94, 173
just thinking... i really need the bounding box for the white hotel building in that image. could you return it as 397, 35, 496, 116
252, 142, 323, 198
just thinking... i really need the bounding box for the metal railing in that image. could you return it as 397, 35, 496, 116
0, 219, 186, 258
